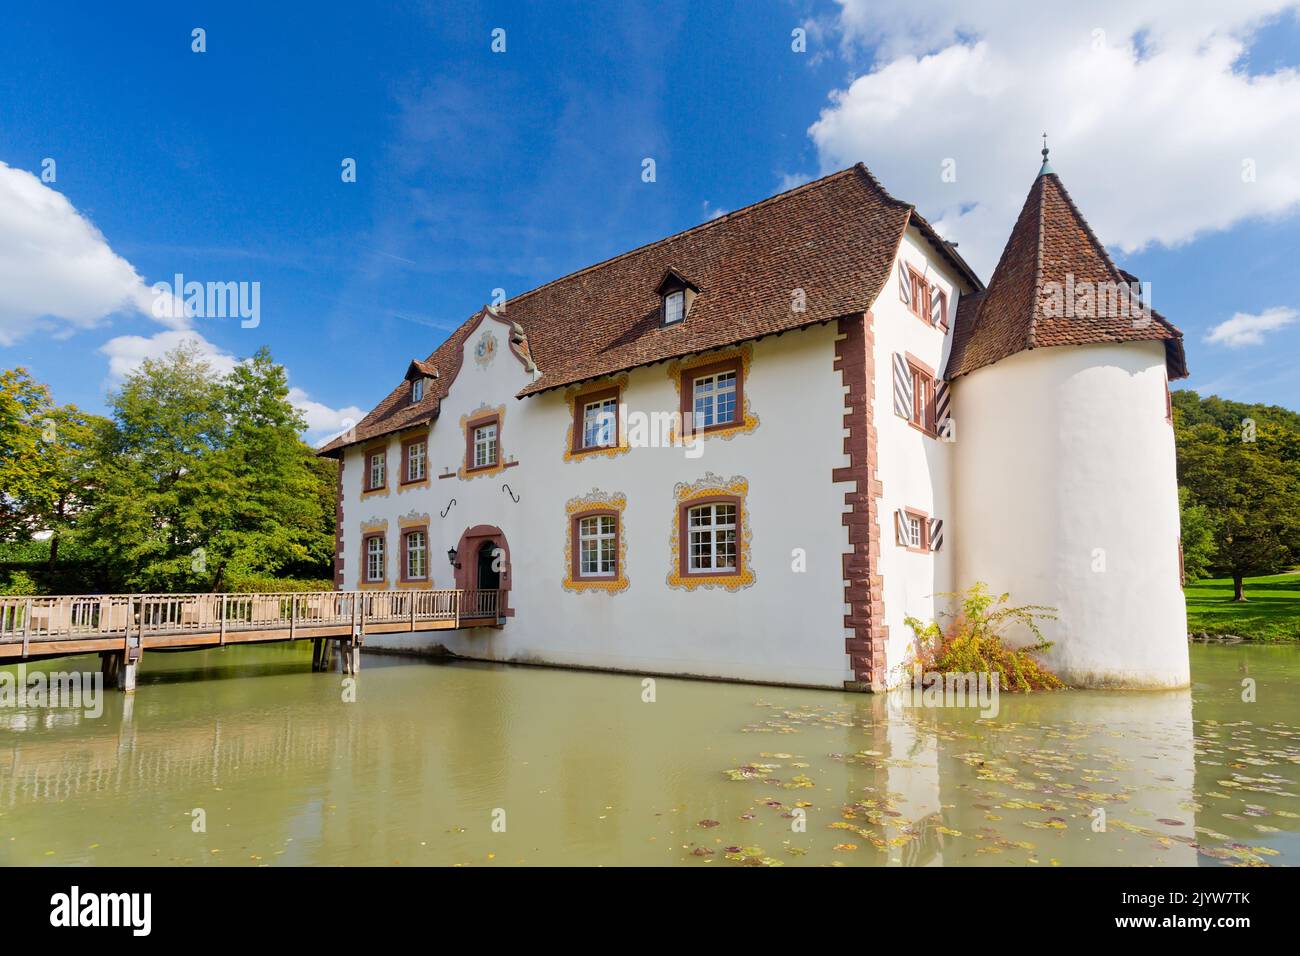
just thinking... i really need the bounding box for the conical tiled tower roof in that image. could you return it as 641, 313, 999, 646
946, 168, 1187, 381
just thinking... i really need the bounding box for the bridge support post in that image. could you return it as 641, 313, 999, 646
100, 651, 119, 686
311, 637, 324, 672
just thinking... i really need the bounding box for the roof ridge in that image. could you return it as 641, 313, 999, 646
481, 165, 869, 319
1027, 173, 1048, 349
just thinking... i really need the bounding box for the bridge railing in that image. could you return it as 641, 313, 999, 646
0, 588, 506, 646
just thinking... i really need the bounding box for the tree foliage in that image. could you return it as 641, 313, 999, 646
50, 343, 335, 592
0, 368, 110, 552
1173, 390, 1300, 600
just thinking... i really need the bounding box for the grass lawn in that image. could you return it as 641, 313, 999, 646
1185, 571, 1300, 642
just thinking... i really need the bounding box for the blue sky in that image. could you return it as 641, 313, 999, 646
2, 1, 1298, 441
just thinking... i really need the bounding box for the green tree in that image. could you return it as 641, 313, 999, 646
0, 368, 50, 540
1178, 486, 1218, 583
0, 368, 110, 557
1174, 399, 1300, 601
79, 343, 335, 591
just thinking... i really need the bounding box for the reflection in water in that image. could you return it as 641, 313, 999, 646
0, 643, 1295, 866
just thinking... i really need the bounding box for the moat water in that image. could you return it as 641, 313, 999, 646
1, 643, 1296, 866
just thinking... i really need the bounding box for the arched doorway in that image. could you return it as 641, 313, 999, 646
476, 540, 501, 590
453, 524, 512, 620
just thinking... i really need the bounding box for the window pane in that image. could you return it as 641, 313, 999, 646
583, 398, 616, 448
665, 290, 684, 323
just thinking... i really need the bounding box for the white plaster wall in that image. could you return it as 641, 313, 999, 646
873, 228, 963, 686
951, 342, 1189, 688
342, 314, 856, 688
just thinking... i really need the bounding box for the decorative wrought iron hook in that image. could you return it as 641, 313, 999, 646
440, 498, 457, 518
502, 483, 519, 503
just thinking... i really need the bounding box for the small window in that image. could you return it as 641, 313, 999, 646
472, 422, 498, 469
910, 366, 934, 432
902, 265, 931, 323
411, 378, 424, 403
404, 529, 427, 581
367, 449, 386, 490
405, 439, 427, 483
664, 289, 685, 324
365, 535, 385, 582
896, 508, 931, 551
577, 514, 617, 577
692, 369, 738, 428
686, 502, 738, 573
904, 513, 923, 549
582, 397, 618, 449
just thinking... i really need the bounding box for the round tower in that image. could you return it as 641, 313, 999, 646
947, 156, 1190, 688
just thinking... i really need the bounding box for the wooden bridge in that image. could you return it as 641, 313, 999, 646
0, 589, 505, 691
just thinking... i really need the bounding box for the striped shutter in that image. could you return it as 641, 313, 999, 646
895, 509, 910, 546
934, 381, 951, 435
928, 518, 944, 552
898, 262, 911, 307
930, 283, 946, 329
892, 353, 913, 420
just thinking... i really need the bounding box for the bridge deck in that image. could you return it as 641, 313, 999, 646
0, 589, 503, 661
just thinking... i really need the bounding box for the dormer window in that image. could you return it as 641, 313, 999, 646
404, 359, 439, 405
664, 290, 685, 325
656, 268, 699, 327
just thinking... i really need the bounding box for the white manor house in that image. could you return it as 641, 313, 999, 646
320, 156, 1191, 691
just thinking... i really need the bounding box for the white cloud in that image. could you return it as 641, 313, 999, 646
776, 171, 812, 192
288, 387, 366, 447
1204, 306, 1298, 347
100, 329, 362, 445
99, 329, 238, 381
0, 161, 186, 345
810, 1, 1300, 275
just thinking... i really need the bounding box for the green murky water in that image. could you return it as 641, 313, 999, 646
1, 644, 1296, 866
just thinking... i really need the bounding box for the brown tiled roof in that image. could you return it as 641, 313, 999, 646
407, 358, 439, 379
319, 163, 981, 456
946, 171, 1187, 381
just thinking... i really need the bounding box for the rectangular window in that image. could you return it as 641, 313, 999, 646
473, 422, 498, 469
910, 367, 931, 430
578, 514, 617, 577
686, 502, 738, 573
405, 440, 426, 482
664, 290, 685, 324
693, 370, 738, 428
367, 450, 386, 490
411, 378, 424, 403
897, 508, 931, 551
405, 529, 427, 581
905, 513, 923, 549
582, 398, 618, 449
365, 535, 385, 582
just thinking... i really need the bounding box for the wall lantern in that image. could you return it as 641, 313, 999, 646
447, 548, 459, 568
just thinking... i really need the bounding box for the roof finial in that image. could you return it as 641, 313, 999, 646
1039, 132, 1054, 176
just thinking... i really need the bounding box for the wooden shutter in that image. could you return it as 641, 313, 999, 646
898, 262, 911, 307
928, 518, 944, 552
930, 284, 947, 329
893, 353, 913, 420
895, 509, 909, 546
934, 381, 951, 435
